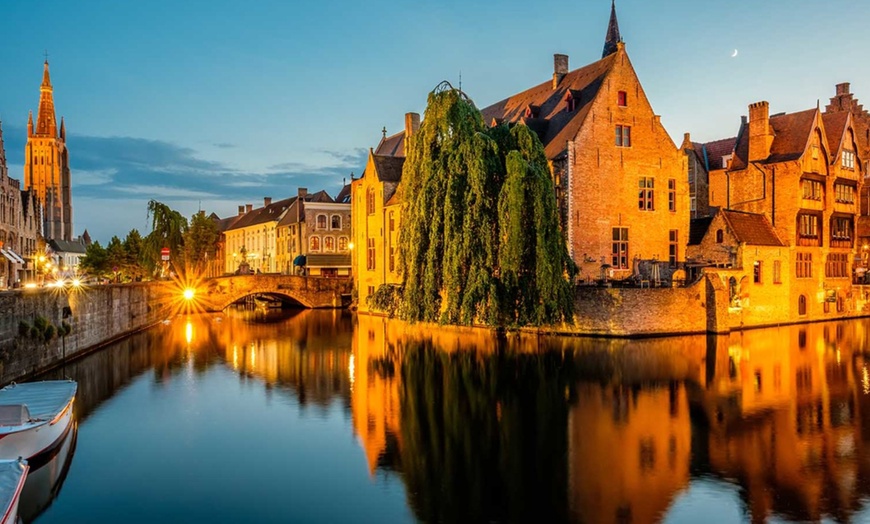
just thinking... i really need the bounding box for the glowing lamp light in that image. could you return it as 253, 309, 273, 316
71, 279, 82, 288
23, 282, 37, 289
347, 242, 355, 250
183, 288, 195, 301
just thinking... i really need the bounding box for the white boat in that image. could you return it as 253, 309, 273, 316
0, 381, 77, 461
18, 421, 77, 523
0, 459, 28, 524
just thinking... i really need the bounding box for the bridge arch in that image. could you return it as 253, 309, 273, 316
199, 275, 350, 312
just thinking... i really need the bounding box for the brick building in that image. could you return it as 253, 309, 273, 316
705, 99, 864, 320
480, 2, 689, 282
351, 114, 416, 311
224, 197, 294, 274
681, 134, 736, 218
276, 187, 351, 277
24, 61, 73, 242
0, 119, 42, 289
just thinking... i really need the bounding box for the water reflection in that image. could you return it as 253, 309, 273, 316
19, 422, 77, 523
27, 308, 870, 523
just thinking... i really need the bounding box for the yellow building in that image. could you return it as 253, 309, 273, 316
275, 187, 351, 277
24, 61, 73, 241
351, 113, 418, 310
224, 197, 293, 274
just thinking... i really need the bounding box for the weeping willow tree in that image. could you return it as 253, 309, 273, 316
145, 200, 188, 267
398, 85, 575, 326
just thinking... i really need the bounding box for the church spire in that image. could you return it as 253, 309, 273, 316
35, 60, 57, 137
60, 116, 66, 141
27, 111, 33, 137
0, 118, 5, 165
602, 0, 622, 58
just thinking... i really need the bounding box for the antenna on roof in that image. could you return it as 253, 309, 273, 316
459, 70, 462, 92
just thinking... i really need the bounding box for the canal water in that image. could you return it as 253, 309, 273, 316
21, 308, 870, 523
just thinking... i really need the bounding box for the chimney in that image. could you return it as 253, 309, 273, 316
837, 82, 851, 96
245, 204, 253, 213
238, 205, 245, 216
405, 113, 420, 137
264, 197, 272, 207
553, 54, 568, 89
297, 187, 308, 200
748, 101, 772, 162
681, 132, 693, 150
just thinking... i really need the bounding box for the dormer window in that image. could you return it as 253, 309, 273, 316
842, 150, 855, 169
566, 90, 582, 112
524, 105, 540, 119
617, 91, 627, 107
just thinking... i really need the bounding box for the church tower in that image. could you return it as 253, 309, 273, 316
24, 60, 73, 241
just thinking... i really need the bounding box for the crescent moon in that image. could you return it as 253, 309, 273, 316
731, 49, 738, 58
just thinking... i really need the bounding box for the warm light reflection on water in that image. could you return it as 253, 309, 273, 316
27, 308, 870, 523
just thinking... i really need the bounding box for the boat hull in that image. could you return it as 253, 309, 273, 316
0, 398, 74, 461
0, 461, 27, 524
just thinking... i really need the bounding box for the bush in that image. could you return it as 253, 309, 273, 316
18, 321, 30, 337
29, 326, 40, 339
366, 284, 403, 317
43, 325, 55, 342
60, 322, 72, 336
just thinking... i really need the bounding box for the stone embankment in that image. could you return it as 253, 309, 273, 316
0, 282, 175, 385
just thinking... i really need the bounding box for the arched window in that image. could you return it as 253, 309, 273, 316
309, 236, 321, 252
338, 236, 348, 251
716, 229, 724, 243
324, 236, 335, 252
798, 295, 807, 316
331, 215, 341, 230
316, 214, 327, 230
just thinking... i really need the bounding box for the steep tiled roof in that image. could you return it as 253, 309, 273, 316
731, 108, 817, 169
48, 238, 87, 254
375, 131, 405, 157
480, 53, 618, 160
214, 214, 241, 233
821, 111, 849, 157
695, 137, 737, 170
721, 210, 785, 246
688, 216, 714, 246
226, 197, 295, 231
335, 184, 351, 204
372, 154, 404, 183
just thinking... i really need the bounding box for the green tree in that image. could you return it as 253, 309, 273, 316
123, 229, 150, 280
78, 241, 110, 279
183, 211, 219, 272
398, 85, 574, 326
145, 200, 188, 265
106, 236, 126, 281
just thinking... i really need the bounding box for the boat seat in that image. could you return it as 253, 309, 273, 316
0, 405, 31, 426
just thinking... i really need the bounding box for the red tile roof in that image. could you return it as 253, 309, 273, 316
721, 210, 785, 246
227, 197, 295, 231
480, 53, 618, 160
731, 108, 817, 169
375, 131, 405, 157
696, 137, 737, 170
821, 111, 849, 157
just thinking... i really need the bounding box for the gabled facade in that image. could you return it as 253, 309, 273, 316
681, 134, 736, 219
276, 188, 351, 277
351, 113, 418, 311
24, 61, 73, 241
480, 2, 689, 281
708, 100, 864, 320
224, 197, 294, 274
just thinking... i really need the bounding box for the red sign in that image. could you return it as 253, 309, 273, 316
161, 247, 170, 261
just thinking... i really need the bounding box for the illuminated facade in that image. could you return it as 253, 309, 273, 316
224, 197, 294, 274
275, 187, 351, 277
24, 61, 73, 242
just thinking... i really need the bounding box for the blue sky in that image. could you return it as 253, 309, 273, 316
0, 0, 867, 243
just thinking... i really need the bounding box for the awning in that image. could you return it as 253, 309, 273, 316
0, 248, 24, 265
293, 255, 307, 267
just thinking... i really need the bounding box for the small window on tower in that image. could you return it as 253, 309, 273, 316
617, 91, 627, 107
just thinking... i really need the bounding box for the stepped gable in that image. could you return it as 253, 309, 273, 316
480, 53, 618, 160
721, 210, 785, 246
731, 108, 817, 170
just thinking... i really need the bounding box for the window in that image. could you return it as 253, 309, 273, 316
638, 178, 654, 210
842, 150, 856, 169
366, 238, 375, 270
668, 230, 678, 268
389, 246, 396, 272
835, 183, 855, 204
388, 211, 395, 233
366, 188, 375, 215
690, 197, 697, 213
324, 236, 335, 252
338, 236, 348, 251
668, 179, 676, 212
831, 217, 853, 247
801, 179, 823, 200
316, 214, 327, 230
826, 253, 849, 278
798, 295, 807, 316
773, 260, 782, 284
617, 91, 627, 107
331, 215, 341, 230
812, 145, 819, 160
612, 228, 629, 269
753, 260, 762, 283
309, 236, 321, 252
716, 229, 724, 243
616, 125, 631, 147
798, 214, 820, 246
796, 252, 812, 278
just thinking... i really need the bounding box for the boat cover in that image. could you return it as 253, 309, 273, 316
0, 382, 77, 422
0, 406, 31, 427
0, 459, 26, 519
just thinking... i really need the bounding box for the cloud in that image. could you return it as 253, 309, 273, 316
113, 184, 220, 199
73, 168, 117, 186
213, 142, 235, 149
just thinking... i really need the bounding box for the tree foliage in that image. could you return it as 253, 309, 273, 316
398, 87, 575, 326
145, 199, 188, 265
183, 211, 220, 272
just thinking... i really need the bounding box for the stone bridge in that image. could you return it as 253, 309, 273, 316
198, 275, 352, 311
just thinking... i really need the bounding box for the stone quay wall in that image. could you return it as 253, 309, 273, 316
0, 282, 174, 384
